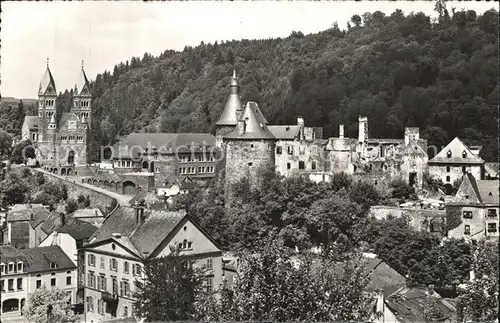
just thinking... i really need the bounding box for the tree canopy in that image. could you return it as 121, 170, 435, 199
24, 285, 77, 323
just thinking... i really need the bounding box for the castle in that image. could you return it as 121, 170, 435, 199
21, 60, 91, 174
216, 71, 429, 196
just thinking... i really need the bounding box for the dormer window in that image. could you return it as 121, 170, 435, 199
447, 150, 452, 158
462, 151, 467, 158
0, 263, 4, 274
8, 262, 14, 272
50, 262, 58, 269
17, 262, 23, 272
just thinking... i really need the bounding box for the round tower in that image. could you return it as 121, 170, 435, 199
223, 102, 275, 200
215, 70, 243, 148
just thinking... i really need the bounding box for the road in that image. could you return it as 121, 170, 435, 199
33, 168, 131, 206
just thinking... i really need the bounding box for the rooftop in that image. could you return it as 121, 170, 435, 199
268, 125, 301, 140
22, 245, 76, 272
224, 102, 275, 140
57, 217, 99, 241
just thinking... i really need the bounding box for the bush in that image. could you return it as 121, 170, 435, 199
391, 179, 417, 200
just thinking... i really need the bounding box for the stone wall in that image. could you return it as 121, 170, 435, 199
369, 206, 445, 233
429, 164, 482, 185
43, 174, 117, 215
275, 140, 326, 177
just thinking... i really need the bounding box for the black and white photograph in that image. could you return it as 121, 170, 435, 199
0, 1, 498, 322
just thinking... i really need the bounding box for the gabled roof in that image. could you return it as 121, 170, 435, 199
7, 205, 50, 226
476, 180, 499, 204
224, 102, 275, 140
40, 212, 62, 235
22, 245, 76, 272
58, 112, 81, 129
75, 67, 91, 96
57, 217, 98, 241
429, 137, 484, 165
216, 70, 243, 126
268, 125, 301, 140
0, 246, 27, 263
39, 65, 57, 96
88, 206, 187, 258
23, 116, 40, 130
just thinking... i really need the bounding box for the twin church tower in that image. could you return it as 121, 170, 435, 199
22, 59, 92, 168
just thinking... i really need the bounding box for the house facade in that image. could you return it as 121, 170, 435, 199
428, 137, 484, 190
80, 205, 225, 322
446, 173, 499, 239
0, 245, 77, 321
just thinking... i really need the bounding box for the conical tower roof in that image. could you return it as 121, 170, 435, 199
49, 113, 57, 125
75, 61, 90, 96
39, 60, 57, 96
224, 102, 275, 140
80, 114, 87, 123
216, 70, 243, 126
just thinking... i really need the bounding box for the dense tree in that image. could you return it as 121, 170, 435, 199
10, 140, 35, 164
133, 249, 203, 321
0, 130, 13, 159
24, 285, 78, 323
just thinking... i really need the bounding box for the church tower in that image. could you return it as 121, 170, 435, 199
37, 59, 57, 144
72, 60, 92, 127
215, 70, 243, 148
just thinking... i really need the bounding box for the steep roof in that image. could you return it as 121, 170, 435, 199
429, 137, 484, 165
268, 125, 301, 140
0, 246, 27, 263
216, 70, 243, 126
7, 205, 50, 226
23, 116, 40, 130
57, 217, 98, 241
476, 180, 499, 204
39, 65, 57, 96
75, 67, 90, 96
224, 102, 275, 140
22, 245, 76, 272
40, 212, 62, 235
58, 113, 72, 129
88, 206, 186, 258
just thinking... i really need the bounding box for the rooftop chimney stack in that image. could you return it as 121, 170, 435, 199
297, 117, 305, 141
339, 124, 345, 139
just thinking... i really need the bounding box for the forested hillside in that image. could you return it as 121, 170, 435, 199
3, 7, 498, 161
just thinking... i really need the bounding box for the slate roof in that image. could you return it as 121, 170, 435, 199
23, 116, 40, 130
22, 246, 76, 272
89, 206, 186, 258
485, 162, 500, 178
57, 217, 98, 241
39, 66, 56, 95
429, 137, 484, 165
268, 125, 301, 140
476, 180, 499, 204
117, 133, 216, 158
7, 206, 50, 227
224, 102, 275, 140
58, 112, 72, 129
75, 67, 90, 96
40, 212, 63, 234
385, 287, 456, 322
0, 245, 27, 263
216, 70, 243, 126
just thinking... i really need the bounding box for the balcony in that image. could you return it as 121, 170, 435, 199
101, 291, 118, 303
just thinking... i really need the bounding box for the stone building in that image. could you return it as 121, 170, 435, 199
428, 137, 485, 189
22, 60, 92, 173
445, 173, 499, 240
81, 205, 226, 322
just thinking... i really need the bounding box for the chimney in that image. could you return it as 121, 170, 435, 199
135, 202, 146, 226
339, 124, 344, 139
358, 116, 368, 143
237, 118, 246, 135
57, 213, 66, 229
297, 117, 305, 141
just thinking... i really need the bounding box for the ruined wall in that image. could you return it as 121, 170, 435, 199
224, 139, 275, 193
275, 140, 326, 177
369, 206, 445, 233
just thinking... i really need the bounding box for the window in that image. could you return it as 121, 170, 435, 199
98, 274, 107, 291
66, 276, 72, 285
276, 146, 282, 154
110, 258, 117, 271
206, 258, 213, 270
488, 209, 497, 217
8, 263, 14, 272
462, 150, 467, 158
97, 299, 104, 315
123, 306, 129, 317
88, 272, 95, 288
488, 223, 497, 233
299, 161, 305, 170
50, 262, 58, 269
17, 278, 22, 290
51, 278, 56, 286
464, 225, 470, 235
374, 180, 378, 185
462, 166, 466, 173
446, 176, 450, 182
36, 280, 42, 289
0, 280, 4, 291
100, 256, 105, 269
124, 261, 130, 274
287, 162, 291, 170
112, 278, 118, 295
86, 297, 94, 312
299, 146, 305, 155
121, 280, 130, 296
88, 254, 95, 267
8, 279, 13, 291
447, 150, 452, 158
248, 162, 253, 167
463, 211, 473, 219
446, 166, 450, 172
312, 161, 316, 170
287, 146, 294, 155
206, 277, 213, 293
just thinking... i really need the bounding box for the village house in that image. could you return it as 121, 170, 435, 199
428, 137, 485, 193
445, 173, 499, 239
0, 245, 77, 321
3, 203, 51, 249
80, 204, 226, 322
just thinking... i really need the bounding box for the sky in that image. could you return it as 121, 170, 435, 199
1, 1, 496, 98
